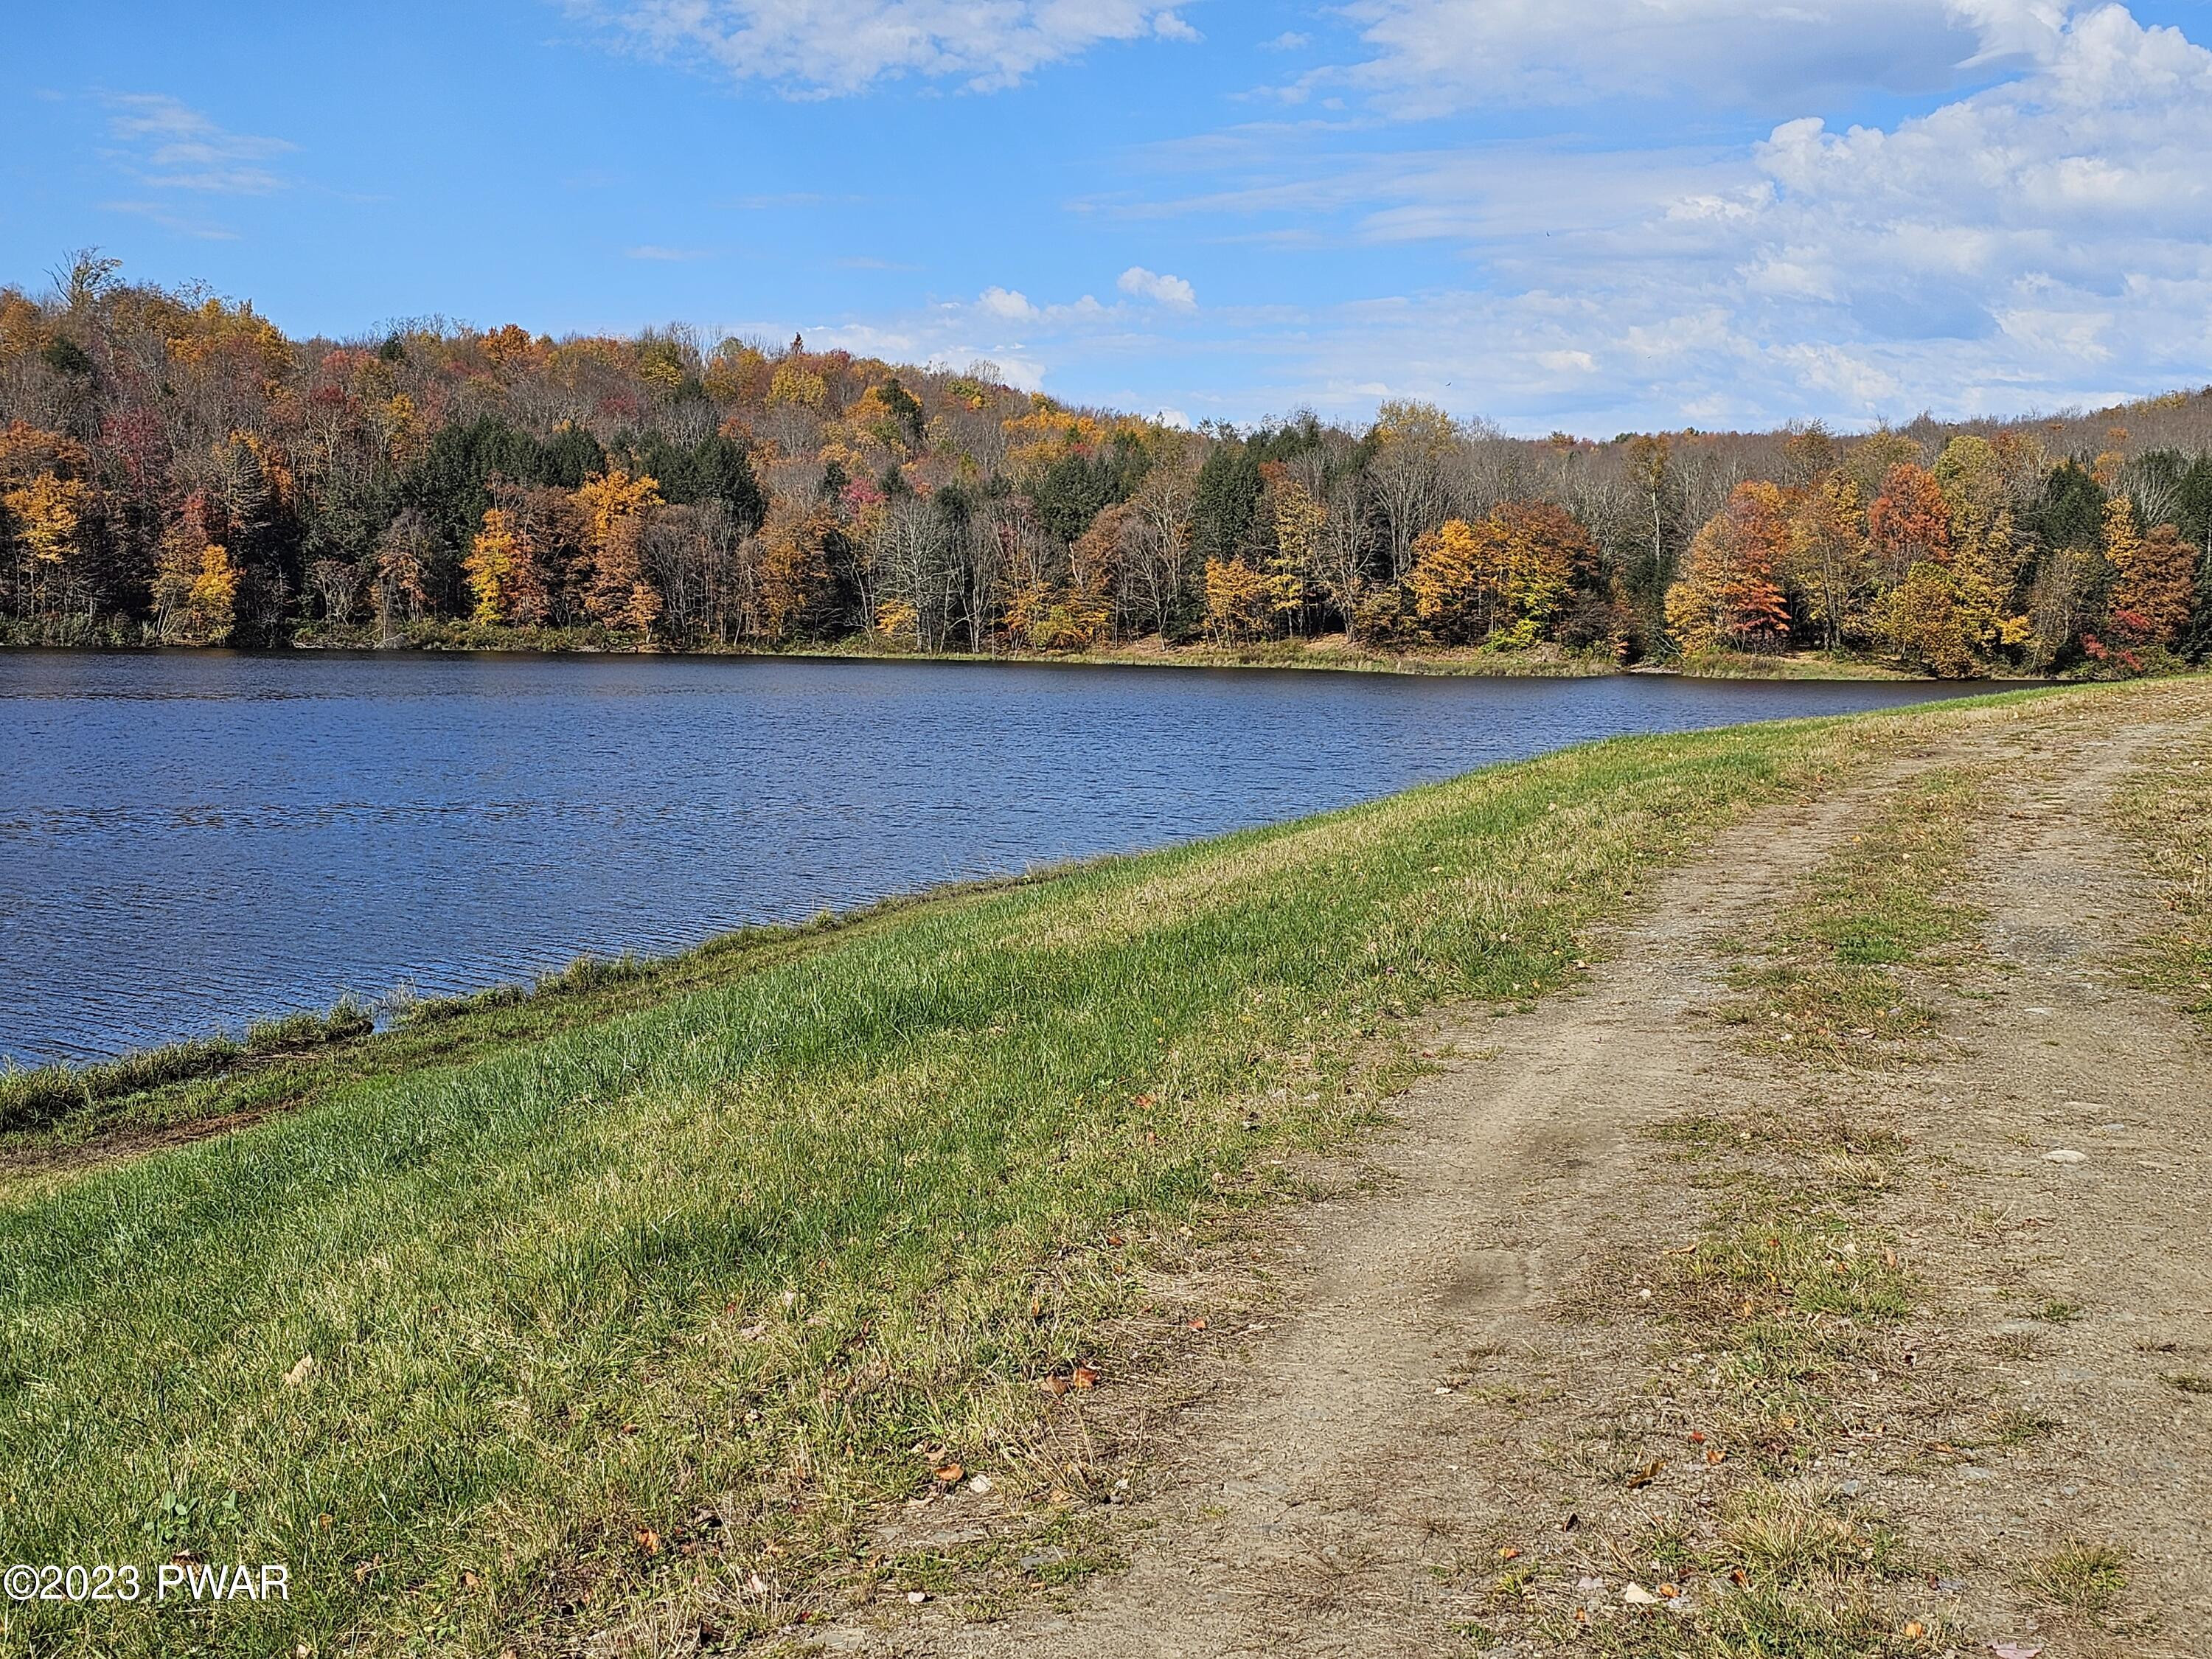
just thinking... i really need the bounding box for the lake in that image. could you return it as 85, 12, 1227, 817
0, 650, 1976, 1065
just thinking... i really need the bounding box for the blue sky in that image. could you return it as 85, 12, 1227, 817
4, 0, 2211, 434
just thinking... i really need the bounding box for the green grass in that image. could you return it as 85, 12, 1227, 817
2017, 1540, 2128, 1618
1554, 1485, 1933, 1658
1722, 768, 1985, 1065
0, 688, 2087, 1657
2114, 726, 2212, 1034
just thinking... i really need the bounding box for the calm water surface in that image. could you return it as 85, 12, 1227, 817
1, 651, 1975, 1064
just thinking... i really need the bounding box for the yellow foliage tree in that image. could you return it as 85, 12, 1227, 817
576, 470, 665, 634
153, 538, 236, 645
1203, 557, 1280, 644
768, 364, 828, 411
1407, 518, 1484, 639
4, 471, 94, 612
1875, 562, 1986, 678
1411, 503, 1591, 647
465, 506, 550, 626
1780, 474, 1874, 650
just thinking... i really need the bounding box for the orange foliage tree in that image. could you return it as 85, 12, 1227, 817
2108, 509, 2196, 650
1865, 464, 1952, 580
1663, 482, 1792, 654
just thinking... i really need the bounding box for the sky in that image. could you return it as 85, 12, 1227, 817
3, 0, 2211, 436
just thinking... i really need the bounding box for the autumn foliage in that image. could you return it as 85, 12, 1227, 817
1, 255, 2205, 677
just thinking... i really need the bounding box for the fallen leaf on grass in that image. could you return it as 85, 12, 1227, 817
1072, 1364, 1102, 1389
1625, 1457, 1666, 1489
636, 1530, 660, 1555
1623, 1583, 1660, 1606
282, 1354, 316, 1388
932, 1462, 964, 1486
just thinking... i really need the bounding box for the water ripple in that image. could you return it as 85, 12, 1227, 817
0, 650, 1974, 1064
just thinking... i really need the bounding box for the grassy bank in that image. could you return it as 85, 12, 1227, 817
0, 688, 2093, 1657
2114, 722, 2212, 1034
257, 622, 1958, 682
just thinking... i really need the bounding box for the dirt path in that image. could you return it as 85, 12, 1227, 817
811, 689, 2212, 1659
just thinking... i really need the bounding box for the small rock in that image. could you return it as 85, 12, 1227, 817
2043, 1150, 2086, 1164
1837, 1479, 1863, 1497
905, 1590, 931, 1604
1623, 1583, 1660, 1606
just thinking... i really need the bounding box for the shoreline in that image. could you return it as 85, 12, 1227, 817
2, 633, 2042, 685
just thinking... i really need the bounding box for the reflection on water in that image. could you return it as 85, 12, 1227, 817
0, 650, 1972, 1064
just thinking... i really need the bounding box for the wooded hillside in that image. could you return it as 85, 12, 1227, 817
5, 253, 2209, 677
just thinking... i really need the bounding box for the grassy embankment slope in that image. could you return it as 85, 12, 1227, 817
0, 684, 2156, 1657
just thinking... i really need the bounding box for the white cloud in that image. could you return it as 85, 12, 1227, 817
104, 94, 295, 195
1116, 265, 1198, 307
978, 285, 1037, 319
1091, 4, 2212, 431
1327, 0, 2072, 112
566, 0, 1200, 94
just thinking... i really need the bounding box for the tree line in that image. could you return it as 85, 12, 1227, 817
4, 252, 2210, 677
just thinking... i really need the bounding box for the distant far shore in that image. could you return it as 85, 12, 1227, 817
7, 629, 2026, 684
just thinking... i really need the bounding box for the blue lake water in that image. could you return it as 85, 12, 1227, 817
0, 650, 1978, 1065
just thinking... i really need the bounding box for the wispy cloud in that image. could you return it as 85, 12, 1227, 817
98, 200, 241, 240
104, 94, 295, 194
563, 0, 1201, 95
1310, 0, 2073, 113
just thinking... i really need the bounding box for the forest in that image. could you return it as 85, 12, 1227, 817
4, 252, 2209, 678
